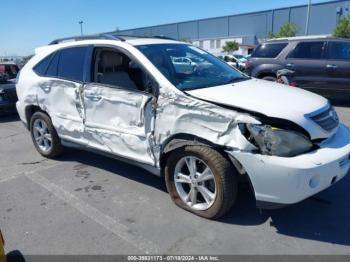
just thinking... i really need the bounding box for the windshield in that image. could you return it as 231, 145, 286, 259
136, 44, 248, 91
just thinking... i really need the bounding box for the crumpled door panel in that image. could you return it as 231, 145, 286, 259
83, 83, 155, 165
37, 79, 86, 144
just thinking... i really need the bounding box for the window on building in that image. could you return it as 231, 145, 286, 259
57, 47, 87, 82
288, 42, 325, 59
210, 40, 215, 49
252, 43, 288, 58
326, 41, 350, 60
216, 40, 221, 49
199, 41, 204, 48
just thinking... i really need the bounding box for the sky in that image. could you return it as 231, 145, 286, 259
0, 0, 331, 56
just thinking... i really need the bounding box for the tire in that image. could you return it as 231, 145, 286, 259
30, 111, 63, 158
165, 146, 238, 219
262, 76, 277, 82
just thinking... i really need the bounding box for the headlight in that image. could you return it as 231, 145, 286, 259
247, 124, 313, 157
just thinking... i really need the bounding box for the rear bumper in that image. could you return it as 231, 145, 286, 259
228, 124, 350, 206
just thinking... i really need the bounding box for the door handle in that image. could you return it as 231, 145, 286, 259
286, 63, 294, 67
85, 92, 101, 101
326, 64, 337, 69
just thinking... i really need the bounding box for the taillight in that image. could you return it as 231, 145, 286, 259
290, 81, 298, 87
245, 60, 252, 69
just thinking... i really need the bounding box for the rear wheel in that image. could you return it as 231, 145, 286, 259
165, 146, 237, 219
30, 111, 63, 158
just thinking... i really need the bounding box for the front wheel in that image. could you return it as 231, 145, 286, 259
165, 146, 238, 219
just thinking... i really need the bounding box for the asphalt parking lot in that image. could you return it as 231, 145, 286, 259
0, 105, 349, 255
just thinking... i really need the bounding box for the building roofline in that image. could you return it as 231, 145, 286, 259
117, 0, 348, 33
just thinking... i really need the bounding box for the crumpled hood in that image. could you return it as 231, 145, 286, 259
186, 78, 330, 139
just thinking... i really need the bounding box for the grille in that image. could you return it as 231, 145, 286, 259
310, 106, 339, 132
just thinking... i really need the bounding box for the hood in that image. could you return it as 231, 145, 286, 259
186, 78, 330, 139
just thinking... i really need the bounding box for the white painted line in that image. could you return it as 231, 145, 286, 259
0, 163, 61, 184
0, 172, 24, 183
26, 171, 160, 254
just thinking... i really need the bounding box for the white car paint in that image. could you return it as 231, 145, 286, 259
16, 37, 350, 208
187, 79, 332, 140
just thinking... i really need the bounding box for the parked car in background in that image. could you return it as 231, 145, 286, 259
0, 62, 19, 114
16, 34, 350, 219
245, 36, 350, 98
218, 55, 246, 71
0, 62, 19, 81
172, 57, 197, 74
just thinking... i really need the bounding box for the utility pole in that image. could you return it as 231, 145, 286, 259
305, 0, 311, 35
79, 21, 84, 36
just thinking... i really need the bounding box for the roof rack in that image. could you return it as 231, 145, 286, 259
109, 33, 176, 41
49, 33, 125, 45
266, 34, 333, 42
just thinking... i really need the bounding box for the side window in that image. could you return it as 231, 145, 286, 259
92, 48, 151, 93
33, 53, 53, 76
327, 42, 350, 60
252, 43, 288, 58
288, 42, 325, 59
57, 47, 87, 82
46, 52, 60, 77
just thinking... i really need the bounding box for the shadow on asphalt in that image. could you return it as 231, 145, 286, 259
0, 113, 19, 123
60, 147, 350, 247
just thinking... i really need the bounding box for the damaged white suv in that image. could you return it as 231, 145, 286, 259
16, 34, 350, 219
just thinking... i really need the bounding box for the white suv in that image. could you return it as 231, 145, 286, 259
16, 34, 350, 219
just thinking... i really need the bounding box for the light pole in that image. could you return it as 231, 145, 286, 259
79, 21, 84, 36
305, 0, 311, 35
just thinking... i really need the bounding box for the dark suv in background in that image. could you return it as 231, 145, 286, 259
245, 37, 350, 98
0, 62, 19, 114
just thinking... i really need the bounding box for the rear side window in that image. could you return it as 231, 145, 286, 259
327, 41, 350, 60
33, 54, 53, 75
252, 43, 288, 58
288, 42, 325, 59
57, 47, 87, 82
46, 52, 60, 77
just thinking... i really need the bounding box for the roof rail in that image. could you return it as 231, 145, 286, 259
49, 33, 125, 45
266, 34, 333, 42
110, 33, 176, 41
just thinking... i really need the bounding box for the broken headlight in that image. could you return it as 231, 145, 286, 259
246, 124, 313, 157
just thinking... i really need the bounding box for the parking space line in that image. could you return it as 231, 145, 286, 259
25, 171, 160, 254
0, 163, 61, 184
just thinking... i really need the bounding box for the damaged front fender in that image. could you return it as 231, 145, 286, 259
154, 86, 261, 165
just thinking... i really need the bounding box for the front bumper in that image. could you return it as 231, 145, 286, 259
228, 123, 350, 207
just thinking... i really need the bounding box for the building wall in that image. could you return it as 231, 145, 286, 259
115, 0, 350, 55
117, 0, 350, 40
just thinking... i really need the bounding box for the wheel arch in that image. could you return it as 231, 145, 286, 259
25, 104, 45, 130
256, 71, 277, 79
159, 133, 232, 176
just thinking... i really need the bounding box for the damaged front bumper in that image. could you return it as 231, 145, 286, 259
228, 123, 350, 208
